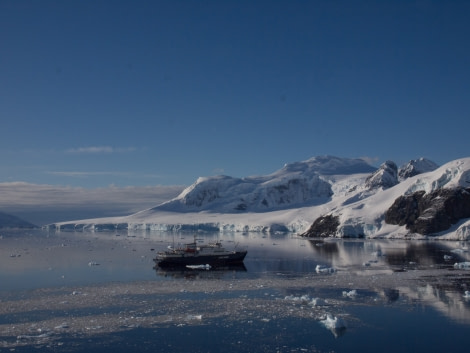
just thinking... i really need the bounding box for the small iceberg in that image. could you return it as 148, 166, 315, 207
310, 297, 327, 307
463, 291, 470, 299
316, 264, 336, 274
342, 289, 358, 299
319, 313, 346, 337
453, 262, 470, 270
284, 294, 311, 303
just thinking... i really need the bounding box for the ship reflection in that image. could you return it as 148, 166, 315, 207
153, 263, 247, 279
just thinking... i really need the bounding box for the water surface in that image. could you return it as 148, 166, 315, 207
1, 229, 470, 352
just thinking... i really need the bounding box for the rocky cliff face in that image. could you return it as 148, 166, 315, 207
385, 187, 470, 235
301, 215, 340, 238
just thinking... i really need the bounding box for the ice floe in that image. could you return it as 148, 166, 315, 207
284, 294, 312, 303
284, 294, 328, 307
315, 264, 336, 273
453, 262, 470, 270
342, 289, 358, 299
310, 297, 328, 307
319, 313, 347, 337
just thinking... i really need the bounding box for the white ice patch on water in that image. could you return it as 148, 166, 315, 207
454, 262, 470, 270
284, 294, 312, 303
310, 297, 328, 307
320, 313, 346, 329
284, 294, 329, 307
316, 264, 336, 273
342, 290, 358, 298
451, 248, 468, 254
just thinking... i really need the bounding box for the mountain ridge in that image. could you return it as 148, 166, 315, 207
47, 155, 470, 240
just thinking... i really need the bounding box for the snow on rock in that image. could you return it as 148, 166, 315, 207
155, 155, 374, 213
454, 221, 470, 241
47, 156, 470, 239
365, 160, 398, 190
303, 157, 470, 239
398, 158, 439, 181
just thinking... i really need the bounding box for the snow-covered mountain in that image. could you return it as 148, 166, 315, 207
48, 155, 470, 240
398, 157, 439, 180
155, 155, 375, 213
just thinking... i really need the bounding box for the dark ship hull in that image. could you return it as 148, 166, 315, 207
155, 250, 247, 268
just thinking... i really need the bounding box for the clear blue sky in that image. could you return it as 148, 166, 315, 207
1, 0, 469, 188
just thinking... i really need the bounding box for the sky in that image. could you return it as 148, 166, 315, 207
1, 0, 470, 192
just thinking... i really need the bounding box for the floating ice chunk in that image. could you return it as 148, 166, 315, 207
300, 294, 311, 302
316, 264, 336, 274
88, 261, 99, 266
320, 313, 347, 337
342, 290, 357, 298
320, 313, 346, 330
17, 332, 52, 340
185, 314, 202, 321
310, 298, 327, 306
451, 248, 468, 254
454, 262, 470, 270
284, 294, 311, 303
463, 291, 470, 299
186, 264, 211, 270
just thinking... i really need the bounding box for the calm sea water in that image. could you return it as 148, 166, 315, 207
1, 229, 470, 352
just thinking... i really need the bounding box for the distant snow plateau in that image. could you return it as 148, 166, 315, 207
47, 155, 470, 240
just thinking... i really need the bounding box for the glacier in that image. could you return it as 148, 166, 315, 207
47, 156, 470, 240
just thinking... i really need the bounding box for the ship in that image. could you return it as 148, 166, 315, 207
154, 237, 247, 268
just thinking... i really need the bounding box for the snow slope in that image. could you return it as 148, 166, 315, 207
49, 156, 470, 240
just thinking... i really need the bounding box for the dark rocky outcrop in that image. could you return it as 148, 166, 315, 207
365, 161, 398, 190
385, 187, 470, 235
300, 214, 339, 237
